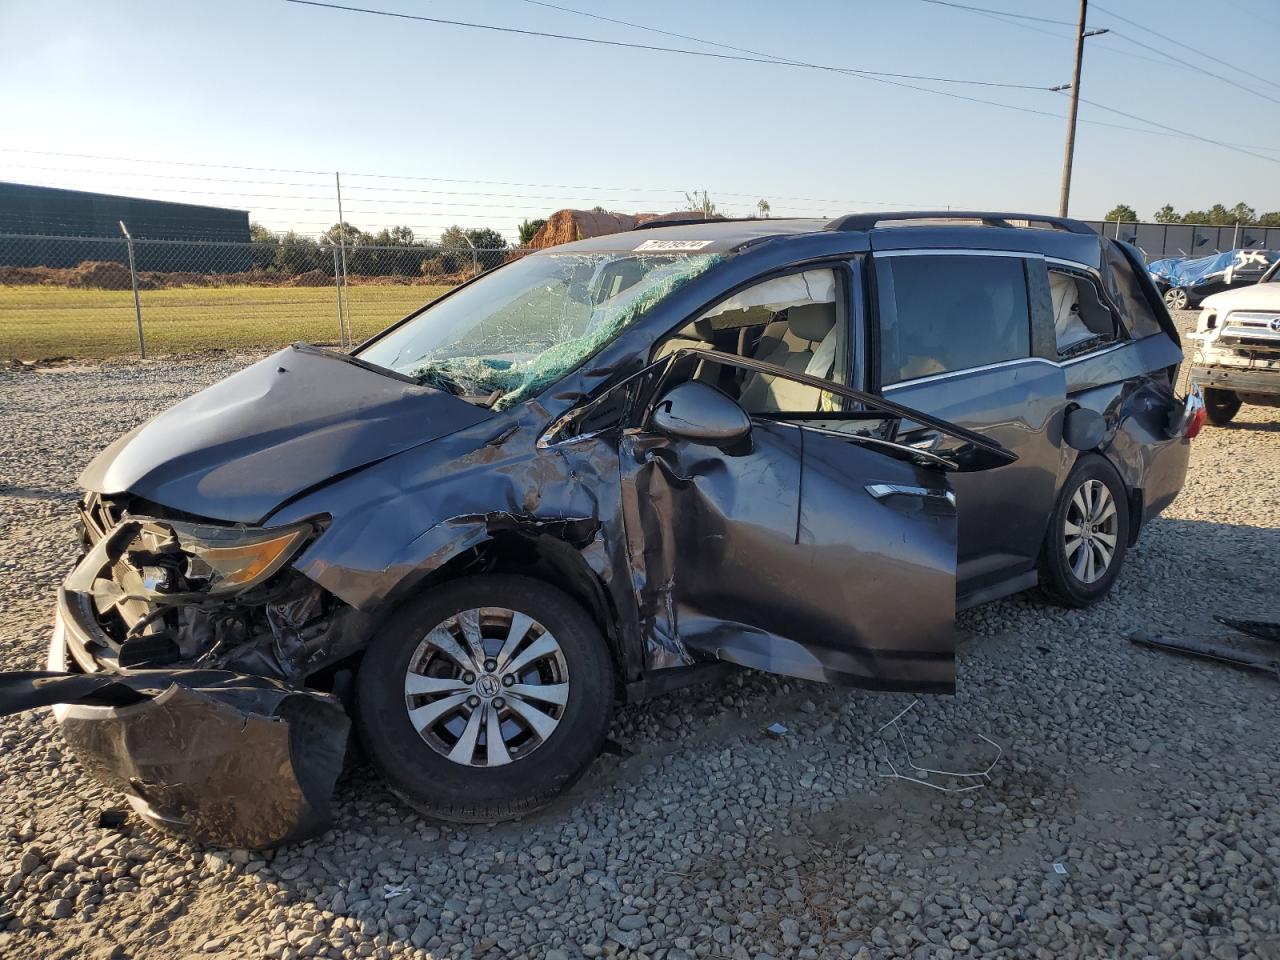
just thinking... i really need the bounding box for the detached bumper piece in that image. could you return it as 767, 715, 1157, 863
1130, 616, 1280, 682
2, 669, 348, 848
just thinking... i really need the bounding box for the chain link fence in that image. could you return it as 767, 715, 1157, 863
0, 233, 521, 360
6, 220, 1280, 361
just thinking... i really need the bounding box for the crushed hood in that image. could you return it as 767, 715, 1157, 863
79, 345, 492, 523
1202, 283, 1280, 312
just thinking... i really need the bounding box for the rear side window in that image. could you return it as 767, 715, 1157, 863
874, 255, 1031, 386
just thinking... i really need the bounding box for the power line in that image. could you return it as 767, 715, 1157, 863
503, 0, 1280, 162
912, 0, 1074, 26
286, 0, 1280, 160
1091, 2, 1280, 92
514, 0, 780, 59
0, 159, 944, 210
1101, 28, 1280, 105
912, 0, 1280, 106
1067, 93, 1280, 166
282, 0, 1056, 89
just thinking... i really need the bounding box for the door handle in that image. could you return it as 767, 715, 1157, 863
865, 483, 956, 506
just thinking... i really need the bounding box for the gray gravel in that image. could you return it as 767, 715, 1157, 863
2, 348, 1279, 960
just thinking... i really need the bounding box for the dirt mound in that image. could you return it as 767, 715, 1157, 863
529, 209, 638, 248
69, 260, 134, 290
0, 265, 62, 285
289, 269, 331, 287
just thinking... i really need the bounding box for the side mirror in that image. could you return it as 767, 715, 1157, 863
651, 381, 751, 445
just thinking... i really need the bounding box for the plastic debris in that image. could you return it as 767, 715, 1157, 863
764, 722, 788, 739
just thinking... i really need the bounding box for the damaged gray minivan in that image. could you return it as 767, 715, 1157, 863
6, 212, 1201, 847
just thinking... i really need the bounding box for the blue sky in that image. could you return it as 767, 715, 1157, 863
2, 0, 1278, 241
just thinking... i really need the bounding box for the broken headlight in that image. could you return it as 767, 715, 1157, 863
164, 520, 314, 596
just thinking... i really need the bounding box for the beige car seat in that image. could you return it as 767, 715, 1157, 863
740, 303, 837, 412
1050, 272, 1094, 351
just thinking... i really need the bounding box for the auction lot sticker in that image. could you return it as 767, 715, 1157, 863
634, 239, 715, 251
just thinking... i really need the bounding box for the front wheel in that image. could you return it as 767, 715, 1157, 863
1038, 455, 1130, 608
1164, 287, 1190, 311
355, 575, 615, 822
1203, 388, 1242, 425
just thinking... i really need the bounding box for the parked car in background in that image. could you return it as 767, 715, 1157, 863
3, 211, 1200, 847
1153, 248, 1279, 310
1187, 257, 1280, 423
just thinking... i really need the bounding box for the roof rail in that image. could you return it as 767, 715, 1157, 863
823, 211, 1096, 236
632, 216, 762, 231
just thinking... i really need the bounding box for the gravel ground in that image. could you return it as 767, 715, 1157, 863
2, 345, 1279, 960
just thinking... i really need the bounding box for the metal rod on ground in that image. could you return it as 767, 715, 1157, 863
118, 220, 145, 359
335, 171, 351, 348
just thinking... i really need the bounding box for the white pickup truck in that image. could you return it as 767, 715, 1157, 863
1187, 258, 1280, 424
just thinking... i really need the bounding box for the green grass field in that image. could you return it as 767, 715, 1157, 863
0, 284, 452, 359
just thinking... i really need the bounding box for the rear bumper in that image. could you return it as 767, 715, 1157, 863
40, 599, 349, 848
1192, 365, 1280, 397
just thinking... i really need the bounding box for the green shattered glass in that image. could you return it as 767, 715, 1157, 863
411, 254, 721, 410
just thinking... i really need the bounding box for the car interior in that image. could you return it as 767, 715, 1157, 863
1049, 269, 1120, 357
654, 268, 846, 415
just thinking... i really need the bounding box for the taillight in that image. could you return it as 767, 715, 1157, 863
1183, 403, 1207, 439
1169, 384, 1205, 439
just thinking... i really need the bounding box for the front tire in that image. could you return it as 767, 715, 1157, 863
1164, 287, 1190, 311
1203, 388, 1242, 425
1038, 455, 1130, 608
355, 575, 615, 822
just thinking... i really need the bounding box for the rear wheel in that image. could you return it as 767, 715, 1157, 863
1038, 455, 1129, 608
1164, 287, 1190, 311
1203, 388, 1242, 425
356, 575, 614, 822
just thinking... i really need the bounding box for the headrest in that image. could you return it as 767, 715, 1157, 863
788, 302, 836, 342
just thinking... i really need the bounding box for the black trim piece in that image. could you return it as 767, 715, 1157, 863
825, 211, 1095, 235
1025, 258, 1058, 361
632, 216, 766, 231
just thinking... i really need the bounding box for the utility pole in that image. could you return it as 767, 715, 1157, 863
1056, 0, 1108, 217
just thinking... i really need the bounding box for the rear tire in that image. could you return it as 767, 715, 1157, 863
1038, 455, 1130, 608
1203, 388, 1242, 425
1163, 287, 1190, 311
355, 575, 614, 823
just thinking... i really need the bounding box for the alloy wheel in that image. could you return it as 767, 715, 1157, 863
1063, 478, 1120, 585
403, 607, 569, 767
1164, 287, 1189, 310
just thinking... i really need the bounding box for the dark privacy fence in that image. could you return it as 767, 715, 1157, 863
1082, 220, 1280, 260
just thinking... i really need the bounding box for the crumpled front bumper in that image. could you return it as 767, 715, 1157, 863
17, 598, 352, 849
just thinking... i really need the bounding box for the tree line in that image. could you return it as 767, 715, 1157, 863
246, 222, 517, 278
1103, 202, 1280, 226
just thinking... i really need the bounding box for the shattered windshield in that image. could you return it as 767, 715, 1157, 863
357, 251, 722, 409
